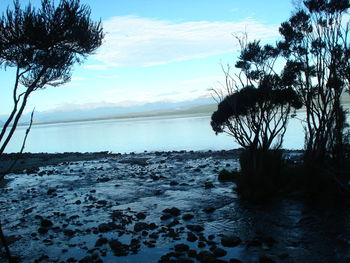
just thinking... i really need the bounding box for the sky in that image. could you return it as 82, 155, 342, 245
0, 0, 295, 115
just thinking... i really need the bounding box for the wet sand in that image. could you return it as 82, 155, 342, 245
0, 150, 349, 263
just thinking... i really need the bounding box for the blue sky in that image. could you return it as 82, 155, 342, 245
0, 0, 294, 115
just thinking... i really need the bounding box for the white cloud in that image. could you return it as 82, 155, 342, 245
95, 16, 279, 67
83, 64, 109, 71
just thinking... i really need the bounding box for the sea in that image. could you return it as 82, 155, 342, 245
4, 114, 305, 153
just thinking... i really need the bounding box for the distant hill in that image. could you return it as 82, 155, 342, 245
0, 97, 217, 126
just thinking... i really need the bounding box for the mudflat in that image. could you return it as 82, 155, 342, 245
0, 150, 348, 263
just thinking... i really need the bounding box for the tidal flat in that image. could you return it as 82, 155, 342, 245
0, 150, 349, 263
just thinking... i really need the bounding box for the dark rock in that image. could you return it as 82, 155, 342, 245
97, 177, 110, 182
168, 219, 180, 227
182, 214, 194, 220
187, 225, 204, 232
174, 243, 190, 252
170, 181, 179, 186
203, 207, 216, 213
176, 258, 195, 263
136, 212, 146, 220
258, 256, 276, 263
149, 233, 159, 239
221, 235, 241, 247
187, 232, 197, 242
134, 222, 149, 232
63, 229, 75, 236
38, 227, 48, 234
149, 222, 157, 230
161, 214, 172, 220
213, 248, 227, 258
95, 237, 108, 247
229, 259, 243, 263
75, 200, 81, 205
47, 188, 56, 195
79, 255, 102, 263
163, 207, 181, 216
98, 222, 117, 232
198, 241, 206, 248
204, 182, 214, 189
97, 200, 108, 205
40, 219, 53, 228
197, 250, 215, 263
109, 239, 129, 256
187, 250, 197, 258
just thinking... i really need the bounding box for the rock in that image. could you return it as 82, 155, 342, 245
204, 182, 214, 189
63, 229, 75, 236
182, 214, 194, 220
197, 250, 215, 263
95, 237, 108, 247
176, 258, 195, 263
40, 219, 53, 228
203, 207, 216, 213
229, 259, 243, 263
170, 181, 179, 186
97, 200, 108, 205
109, 239, 129, 256
79, 255, 102, 263
98, 222, 117, 232
163, 207, 181, 216
187, 225, 204, 232
38, 227, 48, 234
149, 233, 159, 239
258, 256, 276, 263
221, 235, 241, 247
213, 248, 227, 258
75, 200, 81, 205
47, 188, 56, 195
187, 232, 197, 242
187, 250, 197, 258
134, 222, 149, 232
174, 243, 190, 252
136, 212, 146, 220
160, 214, 172, 220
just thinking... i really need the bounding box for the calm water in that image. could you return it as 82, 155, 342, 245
5, 114, 305, 153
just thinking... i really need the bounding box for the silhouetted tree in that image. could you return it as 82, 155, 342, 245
211, 39, 302, 153
278, 0, 350, 165
0, 0, 103, 160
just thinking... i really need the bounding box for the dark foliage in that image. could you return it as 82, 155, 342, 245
211, 40, 302, 152
0, 0, 103, 157
278, 0, 350, 165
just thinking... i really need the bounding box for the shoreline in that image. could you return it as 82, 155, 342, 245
0, 149, 304, 175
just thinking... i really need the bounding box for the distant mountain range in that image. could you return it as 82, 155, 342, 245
0, 97, 217, 125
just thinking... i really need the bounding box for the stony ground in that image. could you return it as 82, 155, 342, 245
0, 150, 349, 263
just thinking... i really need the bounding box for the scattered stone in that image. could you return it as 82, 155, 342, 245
97, 200, 108, 205
136, 212, 146, 220
221, 235, 241, 247
163, 207, 181, 216
95, 237, 108, 247
187, 250, 197, 258
174, 243, 190, 252
258, 256, 276, 263
203, 207, 216, 213
38, 227, 48, 234
109, 239, 129, 256
40, 219, 53, 228
98, 222, 117, 232
204, 182, 214, 189
182, 214, 194, 220
187, 225, 204, 232
229, 259, 243, 263
170, 181, 179, 186
134, 222, 149, 232
213, 247, 227, 258
63, 229, 75, 236
75, 200, 81, 205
